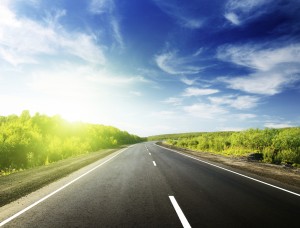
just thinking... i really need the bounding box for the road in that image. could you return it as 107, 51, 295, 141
1, 142, 299, 227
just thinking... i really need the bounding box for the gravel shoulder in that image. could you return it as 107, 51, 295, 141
158, 142, 300, 192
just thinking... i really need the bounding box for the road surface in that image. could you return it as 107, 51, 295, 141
1, 142, 299, 227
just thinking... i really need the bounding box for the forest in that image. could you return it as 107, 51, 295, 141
150, 128, 300, 166
0, 111, 144, 173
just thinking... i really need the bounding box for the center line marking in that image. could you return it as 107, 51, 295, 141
169, 196, 191, 228
153, 161, 157, 166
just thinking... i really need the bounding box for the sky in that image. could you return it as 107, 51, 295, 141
0, 0, 300, 137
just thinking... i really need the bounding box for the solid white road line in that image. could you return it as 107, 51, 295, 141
0, 148, 127, 227
153, 161, 157, 166
169, 196, 191, 228
156, 144, 300, 197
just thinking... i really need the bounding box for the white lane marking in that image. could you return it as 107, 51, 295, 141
0, 148, 127, 227
149, 153, 151, 156
145, 145, 149, 151
156, 144, 300, 197
169, 196, 191, 228
153, 161, 157, 166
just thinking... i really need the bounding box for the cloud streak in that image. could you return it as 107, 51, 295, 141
208, 95, 260, 110
217, 43, 300, 95
224, 0, 274, 25
155, 51, 204, 75
88, 0, 124, 49
153, 0, 203, 29
182, 87, 219, 97
0, 3, 105, 66
183, 103, 227, 119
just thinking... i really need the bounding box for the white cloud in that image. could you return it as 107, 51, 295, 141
0, 3, 106, 66
183, 103, 227, 119
234, 113, 257, 120
226, 0, 271, 13
181, 18, 203, 29
224, 13, 240, 25
88, 74, 149, 86
89, 0, 114, 14
153, 0, 203, 29
220, 71, 298, 95
218, 44, 300, 71
88, 0, 124, 50
217, 43, 300, 95
61, 34, 106, 65
182, 87, 219, 97
224, 0, 274, 25
162, 97, 182, 106
180, 77, 197, 85
111, 18, 124, 49
218, 127, 245, 132
264, 122, 294, 128
155, 51, 204, 75
208, 95, 259, 109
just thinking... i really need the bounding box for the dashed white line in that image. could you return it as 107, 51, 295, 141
153, 161, 157, 166
169, 196, 191, 228
149, 153, 151, 156
156, 144, 300, 197
0, 148, 127, 227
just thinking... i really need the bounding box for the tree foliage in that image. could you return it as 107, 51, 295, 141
0, 111, 144, 172
151, 128, 300, 165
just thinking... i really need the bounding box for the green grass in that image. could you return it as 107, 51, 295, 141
0, 147, 122, 207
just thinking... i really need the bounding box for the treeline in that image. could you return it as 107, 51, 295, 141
0, 111, 144, 172
156, 128, 300, 166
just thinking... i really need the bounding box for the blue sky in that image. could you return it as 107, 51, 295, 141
0, 0, 300, 136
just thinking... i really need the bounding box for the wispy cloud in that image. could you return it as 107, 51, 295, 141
264, 122, 294, 128
180, 76, 197, 85
88, 0, 124, 49
182, 87, 219, 97
162, 97, 182, 106
217, 44, 300, 71
217, 43, 300, 95
208, 95, 259, 110
111, 18, 124, 49
87, 73, 150, 86
218, 127, 245, 132
224, 0, 274, 25
155, 51, 204, 75
183, 103, 227, 119
224, 13, 240, 25
234, 113, 257, 120
89, 0, 114, 14
0, 3, 105, 66
153, 0, 203, 29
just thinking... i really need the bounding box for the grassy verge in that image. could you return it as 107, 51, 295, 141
0, 147, 122, 207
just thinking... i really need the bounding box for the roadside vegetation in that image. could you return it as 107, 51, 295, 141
148, 128, 300, 166
0, 110, 144, 175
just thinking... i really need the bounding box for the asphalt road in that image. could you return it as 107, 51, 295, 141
1, 142, 299, 227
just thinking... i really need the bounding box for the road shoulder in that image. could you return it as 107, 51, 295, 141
156, 142, 300, 194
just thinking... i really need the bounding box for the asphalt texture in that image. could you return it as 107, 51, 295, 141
1, 142, 299, 227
